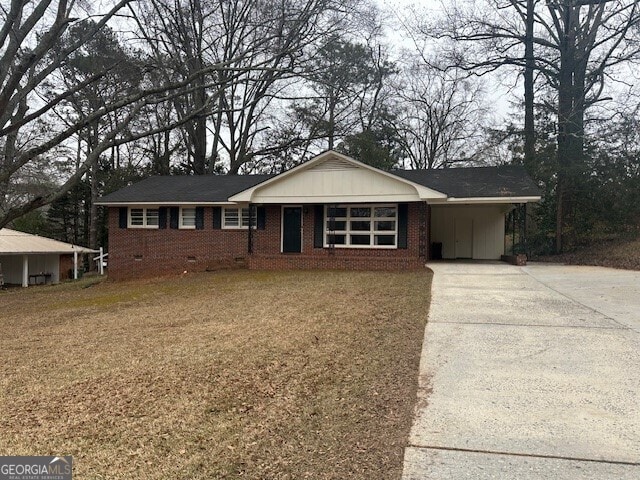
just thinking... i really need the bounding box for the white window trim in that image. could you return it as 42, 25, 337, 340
323, 204, 398, 249
128, 206, 160, 229
179, 207, 197, 229
222, 206, 256, 229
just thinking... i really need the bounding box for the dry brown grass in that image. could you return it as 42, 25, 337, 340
535, 237, 640, 271
0, 269, 431, 479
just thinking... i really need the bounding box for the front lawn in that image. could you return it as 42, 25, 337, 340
0, 270, 431, 479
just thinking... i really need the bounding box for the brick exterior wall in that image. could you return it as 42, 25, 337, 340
108, 203, 428, 279
247, 204, 427, 271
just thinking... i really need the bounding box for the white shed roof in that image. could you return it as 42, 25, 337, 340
0, 229, 97, 255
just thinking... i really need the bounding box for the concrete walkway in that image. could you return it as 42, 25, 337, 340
403, 262, 640, 479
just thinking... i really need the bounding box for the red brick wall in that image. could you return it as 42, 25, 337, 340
108, 203, 428, 279
108, 207, 250, 280
247, 204, 427, 270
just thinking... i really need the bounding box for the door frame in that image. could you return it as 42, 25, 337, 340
281, 205, 303, 253
454, 217, 474, 259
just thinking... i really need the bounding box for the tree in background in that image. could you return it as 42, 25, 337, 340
0, 0, 216, 230
419, 0, 640, 251
133, 0, 358, 175
56, 20, 144, 249
391, 61, 488, 169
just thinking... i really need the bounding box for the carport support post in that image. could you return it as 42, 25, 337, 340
247, 204, 253, 254
22, 254, 28, 287
512, 207, 517, 254
73, 251, 78, 280
522, 203, 528, 257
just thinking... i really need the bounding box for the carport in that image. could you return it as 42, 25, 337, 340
430, 201, 532, 260
0, 228, 96, 287
395, 166, 541, 261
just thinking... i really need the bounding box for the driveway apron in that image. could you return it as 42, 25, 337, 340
403, 262, 640, 479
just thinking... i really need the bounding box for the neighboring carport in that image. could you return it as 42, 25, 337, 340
0, 228, 96, 287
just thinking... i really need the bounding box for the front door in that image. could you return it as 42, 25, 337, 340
282, 207, 302, 253
454, 217, 473, 258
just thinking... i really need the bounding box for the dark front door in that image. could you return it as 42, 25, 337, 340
282, 207, 302, 253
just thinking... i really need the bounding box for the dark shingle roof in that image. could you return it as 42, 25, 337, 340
98, 165, 540, 204
97, 174, 273, 204
392, 165, 540, 198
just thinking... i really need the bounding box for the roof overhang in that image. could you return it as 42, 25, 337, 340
94, 201, 237, 206
229, 151, 448, 204
0, 228, 97, 255
430, 196, 542, 205
0, 249, 98, 255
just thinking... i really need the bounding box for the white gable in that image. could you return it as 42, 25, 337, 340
229, 151, 446, 203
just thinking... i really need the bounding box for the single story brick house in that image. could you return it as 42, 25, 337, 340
97, 151, 541, 280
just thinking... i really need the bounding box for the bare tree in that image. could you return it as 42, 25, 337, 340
419, 0, 640, 250
0, 0, 223, 229
133, 0, 355, 175
392, 63, 488, 169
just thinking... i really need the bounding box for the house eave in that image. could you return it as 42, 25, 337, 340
237, 193, 427, 204
95, 201, 238, 206
432, 196, 542, 204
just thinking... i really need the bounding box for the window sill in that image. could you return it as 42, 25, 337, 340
322, 245, 397, 250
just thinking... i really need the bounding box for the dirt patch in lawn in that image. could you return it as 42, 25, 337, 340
0, 270, 432, 479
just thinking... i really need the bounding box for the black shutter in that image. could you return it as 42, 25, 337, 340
398, 203, 408, 249
195, 207, 204, 230
212, 207, 222, 229
314, 205, 324, 248
118, 207, 128, 229
256, 206, 266, 230
169, 207, 179, 229
158, 207, 168, 229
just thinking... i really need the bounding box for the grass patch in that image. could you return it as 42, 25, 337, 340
0, 269, 431, 479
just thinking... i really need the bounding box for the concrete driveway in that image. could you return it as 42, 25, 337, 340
403, 262, 640, 479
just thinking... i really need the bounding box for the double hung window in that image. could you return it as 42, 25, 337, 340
129, 207, 159, 228
180, 207, 196, 229
223, 206, 256, 229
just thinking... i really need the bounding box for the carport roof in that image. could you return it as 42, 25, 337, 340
0, 229, 97, 255
392, 165, 541, 199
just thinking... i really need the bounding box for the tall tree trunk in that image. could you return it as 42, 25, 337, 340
192, 80, 207, 175
524, 0, 535, 168
328, 89, 336, 150
555, 3, 578, 253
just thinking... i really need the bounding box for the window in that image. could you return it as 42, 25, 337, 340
129, 207, 159, 228
180, 207, 196, 229
325, 205, 397, 248
223, 206, 256, 229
